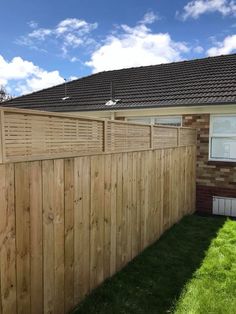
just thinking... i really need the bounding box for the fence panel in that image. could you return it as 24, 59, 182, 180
4, 112, 104, 161
106, 121, 150, 152
0, 145, 196, 314
0, 107, 196, 163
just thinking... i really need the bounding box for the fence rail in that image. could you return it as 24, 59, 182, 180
0, 106, 196, 163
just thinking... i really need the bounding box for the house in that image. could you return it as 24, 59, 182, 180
3, 53, 236, 216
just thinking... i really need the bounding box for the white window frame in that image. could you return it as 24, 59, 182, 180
209, 114, 236, 162
127, 115, 182, 126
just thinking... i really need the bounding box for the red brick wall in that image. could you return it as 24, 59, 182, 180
183, 114, 236, 214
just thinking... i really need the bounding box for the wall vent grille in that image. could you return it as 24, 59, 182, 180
213, 196, 236, 217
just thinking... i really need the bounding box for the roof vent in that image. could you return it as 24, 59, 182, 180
62, 78, 69, 101
105, 99, 121, 106
62, 96, 70, 101
105, 81, 121, 106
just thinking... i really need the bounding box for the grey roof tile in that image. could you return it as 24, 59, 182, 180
3, 53, 236, 112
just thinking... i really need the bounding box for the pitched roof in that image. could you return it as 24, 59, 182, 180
3, 53, 236, 112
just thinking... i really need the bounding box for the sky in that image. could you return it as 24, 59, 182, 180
0, 0, 236, 97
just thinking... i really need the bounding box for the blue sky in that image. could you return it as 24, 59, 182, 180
0, 0, 236, 96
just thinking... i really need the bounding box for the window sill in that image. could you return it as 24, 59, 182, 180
208, 160, 236, 167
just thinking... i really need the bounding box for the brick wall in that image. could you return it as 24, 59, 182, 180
183, 114, 236, 214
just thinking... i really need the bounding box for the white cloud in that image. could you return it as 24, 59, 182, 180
178, 0, 236, 20
0, 55, 64, 96
70, 56, 80, 62
18, 18, 98, 57
207, 34, 236, 55
194, 45, 204, 53
86, 18, 189, 73
28, 20, 38, 29
139, 11, 160, 24
0, 56, 36, 85
18, 70, 64, 95
69, 76, 78, 81
56, 18, 97, 35
63, 33, 83, 48
29, 28, 53, 40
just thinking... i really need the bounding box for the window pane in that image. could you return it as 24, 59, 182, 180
212, 116, 236, 135
211, 137, 236, 160
127, 117, 152, 124
127, 116, 182, 126
154, 116, 181, 126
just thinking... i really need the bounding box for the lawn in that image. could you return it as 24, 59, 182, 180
72, 214, 236, 314
175, 217, 236, 314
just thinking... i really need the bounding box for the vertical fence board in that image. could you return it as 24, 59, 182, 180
104, 155, 111, 279
136, 152, 142, 255
192, 146, 197, 213
173, 148, 180, 223
42, 160, 55, 314
64, 158, 75, 312
29, 161, 43, 314
110, 154, 117, 276
74, 157, 82, 303
53, 160, 65, 314
155, 150, 161, 240
144, 151, 149, 248
169, 149, 175, 226
0, 164, 16, 314
74, 156, 91, 300
0, 268, 2, 314
82, 156, 91, 298
0, 165, 3, 314
15, 163, 31, 314
163, 150, 169, 231
90, 155, 104, 290
127, 153, 133, 263
122, 153, 128, 267
149, 151, 156, 244
152, 151, 158, 243
74, 157, 90, 302
131, 152, 138, 259
140, 152, 145, 250
116, 154, 123, 271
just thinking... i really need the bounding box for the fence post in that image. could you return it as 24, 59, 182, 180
0, 110, 5, 163
150, 125, 154, 149
103, 120, 107, 152
177, 128, 180, 147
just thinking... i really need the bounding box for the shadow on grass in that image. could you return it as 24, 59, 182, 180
72, 214, 226, 314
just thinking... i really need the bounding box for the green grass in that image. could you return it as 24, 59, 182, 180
174, 218, 236, 314
72, 215, 236, 314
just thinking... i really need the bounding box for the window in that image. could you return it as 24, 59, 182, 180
209, 115, 236, 161
127, 117, 153, 125
154, 116, 182, 126
127, 116, 182, 126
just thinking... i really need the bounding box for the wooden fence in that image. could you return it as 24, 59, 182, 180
0, 107, 196, 163
0, 107, 197, 314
